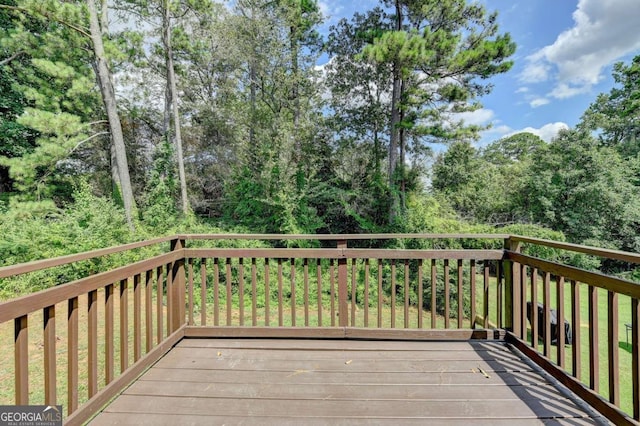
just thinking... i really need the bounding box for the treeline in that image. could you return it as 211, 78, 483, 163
0, 0, 638, 272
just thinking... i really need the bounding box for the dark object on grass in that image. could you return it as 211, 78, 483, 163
526, 301, 572, 345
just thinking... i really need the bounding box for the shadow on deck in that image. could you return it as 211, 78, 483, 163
89, 335, 607, 425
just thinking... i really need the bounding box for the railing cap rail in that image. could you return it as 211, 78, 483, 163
510, 235, 640, 264
176, 233, 511, 241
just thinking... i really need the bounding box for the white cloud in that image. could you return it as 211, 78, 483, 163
515, 87, 529, 94
520, 0, 640, 98
456, 108, 495, 126
507, 122, 569, 142
529, 98, 550, 108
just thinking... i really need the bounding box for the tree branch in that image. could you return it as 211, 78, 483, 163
69, 132, 110, 154
0, 51, 25, 67
0, 4, 92, 39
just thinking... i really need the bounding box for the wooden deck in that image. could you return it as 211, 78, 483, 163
88, 338, 608, 425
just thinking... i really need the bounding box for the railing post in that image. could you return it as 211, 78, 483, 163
337, 240, 348, 327
170, 237, 186, 332
504, 238, 522, 334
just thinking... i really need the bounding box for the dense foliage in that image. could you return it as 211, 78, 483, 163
0, 0, 639, 280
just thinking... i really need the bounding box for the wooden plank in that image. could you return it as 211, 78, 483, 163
226, 258, 233, 326
531, 268, 538, 348
364, 259, 370, 327
166, 346, 522, 361
133, 274, 141, 362
0, 251, 182, 324
391, 260, 396, 328
252, 259, 257, 326
65, 327, 185, 426
303, 258, 309, 326
120, 279, 129, 373
0, 236, 173, 279
543, 272, 551, 358
176, 338, 510, 351
156, 266, 164, 344
125, 380, 570, 401
101, 394, 591, 419
152, 354, 533, 373
571, 280, 581, 380
404, 260, 410, 329
278, 258, 284, 327
507, 333, 637, 426
557, 275, 565, 369
483, 262, 489, 329
141, 366, 550, 386
186, 248, 505, 261
510, 235, 640, 265
608, 291, 620, 406
457, 259, 463, 329
88, 289, 98, 398
14, 315, 28, 405
507, 252, 640, 299
338, 240, 348, 327
330, 259, 335, 326
239, 259, 245, 326
187, 259, 194, 325
90, 413, 600, 426
145, 269, 153, 352
378, 260, 383, 329
470, 260, 475, 329
105, 283, 114, 384
588, 285, 599, 392
444, 259, 450, 329
633, 298, 640, 421
179, 233, 511, 242
43, 305, 56, 405
264, 259, 270, 326
291, 258, 296, 327
201, 259, 208, 326
68, 296, 79, 415
351, 259, 357, 327
316, 260, 322, 327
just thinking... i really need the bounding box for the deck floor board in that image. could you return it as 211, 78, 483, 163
89, 338, 606, 425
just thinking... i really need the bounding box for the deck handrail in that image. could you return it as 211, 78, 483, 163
0, 234, 638, 425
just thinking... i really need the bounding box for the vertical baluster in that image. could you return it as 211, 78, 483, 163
351, 259, 357, 327
88, 289, 98, 398
608, 291, 620, 406
364, 259, 370, 328
166, 263, 172, 337
264, 259, 270, 326
444, 259, 450, 329
43, 306, 56, 405
543, 272, 551, 358
531, 268, 538, 348
571, 280, 581, 379
418, 260, 424, 329
133, 274, 141, 362
156, 266, 164, 344
377, 260, 383, 329
252, 258, 258, 326
632, 298, 639, 421
213, 258, 220, 326
119, 279, 129, 373
226, 258, 233, 326
521, 265, 528, 338
290, 258, 296, 327
483, 262, 489, 329
14, 315, 28, 405
278, 258, 284, 327
589, 285, 599, 392
330, 259, 335, 326
431, 260, 437, 329
239, 258, 245, 326
391, 259, 396, 329
201, 259, 208, 327
105, 284, 114, 384
497, 262, 503, 328
316, 259, 322, 326
68, 297, 79, 414
556, 276, 565, 368
145, 270, 153, 352
404, 259, 410, 329
457, 259, 463, 329
303, 258, 309, 326
469, 260, 476, 329
188, 259, 194, 326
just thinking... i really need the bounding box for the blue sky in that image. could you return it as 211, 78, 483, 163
316, 0, 640, 144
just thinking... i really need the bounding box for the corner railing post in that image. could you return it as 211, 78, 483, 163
504, 237, 522, 335
170, 237, 186, 332
337, 240, 348, 327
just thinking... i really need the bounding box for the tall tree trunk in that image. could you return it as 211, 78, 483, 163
88, 0, 136, 229
163, 2, 189, 214
388, 0, 403, 224
290, 28, 301, 164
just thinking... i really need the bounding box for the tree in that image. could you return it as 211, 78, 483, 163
581, 55, 640, 158
524, 129, 640, 251
362, 0, 515, 222
0, 0, 138, 227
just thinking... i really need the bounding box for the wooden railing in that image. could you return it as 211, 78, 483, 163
0, 234, 638, 425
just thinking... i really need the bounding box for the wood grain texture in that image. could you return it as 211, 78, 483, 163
89, 338, 603, 424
